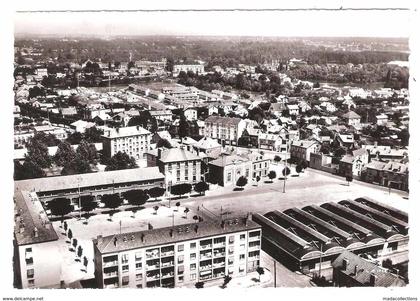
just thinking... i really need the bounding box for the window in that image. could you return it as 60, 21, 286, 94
190, 273, 197, 281
135, 252, 142, 261
178, 244, 184, 252
136, 263, 142, 269
27, 269, 34, 279
228, 246, 234, 255
121, 254, 129, 264
240, 244, 245, 251
136, 284, 143, 288
239, 254, 245, 261
28, 279, 35, 286
239, 265, 245, 273
178, 265, 184, 275
178, 276, 184, 283
178, 255, 184, 264
25, 247, 32, 253
240, 234, 245, 241
190, 242, 196, 249
122, 265, 129, 272
122, 276, 129, 286
228, 257, 234, 265
190, 253, 196, 260
136, 273, 143, 281
190, 263, 197, 271
229, 236, 234, 244
227, 172, 232, 182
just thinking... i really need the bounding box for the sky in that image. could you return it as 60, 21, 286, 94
14, 9, 412, 38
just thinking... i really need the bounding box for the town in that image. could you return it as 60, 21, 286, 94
12, 36, 409, 290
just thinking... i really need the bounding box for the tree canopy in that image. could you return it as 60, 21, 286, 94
105, 151, 138, 171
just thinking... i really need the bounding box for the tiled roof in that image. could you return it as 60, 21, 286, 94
204, 116, 242, 126
103, 126, 150, 138
15, 167, 164, 193
194, 137, 221, 149
291, 139, 319, 149
352, 148, 368, 157
14, 190, 58, 246
94, 217, 260, 254
147, 147, 201, 163
342, 111, 361, 119
209, 154, 250, 167
340, 155, 354, 164
331, 250, 405, 287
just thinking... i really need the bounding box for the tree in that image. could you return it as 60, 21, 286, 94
76, 140, 99, 164
47, 198, 73, 223
77, 245, 83, 258
101, 194, 123, 220
80, 195, 97, 221
175, 202, 181, 211
256, 267, 265, 282
178, 114, 189, 138
195, 282, 204, 289
153, 205, 159, 215
83, 256, 88, 271
222, 275, 232, 288
84, 126, 104, 143
54, 141, 77, 166
147, 187, 165, 201
184, 207, 190, 218
282, 166, 291, 177
273, 155, 281, 164
72, 238, 78, 249
301, 161, 308, 170
346, 174, 353, 186
236, 176, 248, 190
170, 183, 192, 197
63, 221, 68, 231
61, 154, 92, 175
123, 190, 149, 216
66, 132, 83, 145
68, 229, 73, 240
268, 171, 276, 182
194, 181, 209, 196
26, 136, 51, 168
14, 159, 46, 180
296, 164, 303, 176
255, 175, 261, 186
105, 151, 138, 171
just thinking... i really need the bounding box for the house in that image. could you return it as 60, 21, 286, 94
335, 133, 355, 149
184, 107, 198, 121
290, 139, 321, 163
269, 103, 286, 116
149, 110, 173, 122
331, 250, 405, 287
338, 148, 369, 177
287, 104, 299, 116
258, 133, 286, 153
172, 63, 205, 77
375, 114, 389, 126
342, 96, 356, 109
151, 130, 173, 145
298, 101, 311, 113
102, 126, 151, 160
70, 120, 96, 133
319, 101, 337, 113
341, 111, 361, 126
193, 137, 222, 159
146, 147, 202, 185
204, 116, 246, 146
61, 107, 78, 117
208, 155, 252, 187
364, 161, 408, 191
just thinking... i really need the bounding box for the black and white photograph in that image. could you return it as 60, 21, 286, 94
0, 1, 419, 301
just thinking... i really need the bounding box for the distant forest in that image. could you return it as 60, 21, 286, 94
15, 36, 409, 67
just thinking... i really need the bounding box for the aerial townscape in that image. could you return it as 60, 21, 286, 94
12, 34, 410, 290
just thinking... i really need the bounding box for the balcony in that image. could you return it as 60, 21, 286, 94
213, 242, 226, 248
161, 272, 174, 279
146, 274, 161, 281
160, 261, 174, 268
213, 252, 225, 258
146, 253, 160, 260
160, 251, 175, 257
199, 254, 212, 260
200, 244, 212, 250
249, 235, 261, 242
248, 244, 260, 251
199, 265, 212, 271
212, 262, 225, 269
248, 256, 260, 261
103, 261, 118, 268
146, 263, 160, 271
103, 271, 118, 279
104, 283, 119, 289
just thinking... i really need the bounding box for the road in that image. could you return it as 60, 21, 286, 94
180, 168, 409, 219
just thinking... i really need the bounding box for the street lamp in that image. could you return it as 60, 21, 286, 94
77, 176, 82, 220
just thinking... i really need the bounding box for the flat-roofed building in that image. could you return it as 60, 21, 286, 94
93, 216, 261, 288
13, 190, 61, 289
204, 116, 245, 146
102, 126, 151, 160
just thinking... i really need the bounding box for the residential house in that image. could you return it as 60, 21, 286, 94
193, 137, 222, 159
287, 104, 299, 116
208, 155, 252, 187
204, 116, 246, 146
184, 108, 198, 121
149, 110, 173, 122
364, 161, 408, 191
375, 114, 389, 126
338, 148, 369, 177
342, 111, 361, 126
290, 139, 321, 163
70, 120, 96, 133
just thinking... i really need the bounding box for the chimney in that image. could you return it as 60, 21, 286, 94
136, 125, 140, 130
113, 237, 118, 246
158, 148, 162, 159
33, 227, 38, 238
369, 273, 377, 286
170, 229, 174, 238
354, 264, 358, 276
194, 225, 199, 233
245, 213, 252, 226
141, 233, 145, 242
221, 221, 226, 229
342, 258, 349, 270
97, 235, 103, 245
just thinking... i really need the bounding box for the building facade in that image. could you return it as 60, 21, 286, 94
204, 116, 245, 146
93, 217, 261, 288
102, 126, 151, 160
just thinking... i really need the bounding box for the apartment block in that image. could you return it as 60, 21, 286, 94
93, 216, 261, 288
102, 125, 151, 160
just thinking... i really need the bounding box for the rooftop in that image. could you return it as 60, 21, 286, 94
209, 154, 250, 167
15, 167, 164, 193
194, 137, 221, 149
147, 147, 201, 163
342, 111, 361, 119
204, 115, 242, 126
103, 126, 150, 138
94, 216, 260, 254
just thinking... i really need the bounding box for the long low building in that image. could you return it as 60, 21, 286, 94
14, 167, 165, 204
252, 197, 408, 279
